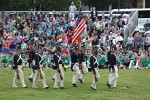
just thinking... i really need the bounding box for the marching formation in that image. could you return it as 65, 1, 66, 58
11, 43, 119, 91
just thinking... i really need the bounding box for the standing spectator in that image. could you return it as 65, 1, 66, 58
69, 18, 76, 28
0, 38, 3, 52
108, 32, 113, 46
115, 33, 124, 45
0, 23, 3, 37
144, 33, 150, 51
127, 34, 134, 50
108, 13, 113, 22
134, 32, 142, 52
69, 2, 77, 19
90, 7, 98, 22
21, 41, 27, 50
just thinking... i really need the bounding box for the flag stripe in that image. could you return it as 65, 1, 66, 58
74, 20, 85, 34
72, 28, 85, 44
74, 19, 84, 32
72, 9, 85, 45
72, 27, 85, 44
72, 23, 85, 41
72, 19, 85, 44
73, 21, 85, 39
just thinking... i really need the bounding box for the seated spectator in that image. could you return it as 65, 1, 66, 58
127, 51, 134, 60
10, 41, 16, 50
128, 57, 138, 69
98, 55, 107, 69
144, 33, 150, 51
123, 56, 130, 69
141, 55, 150, 69
4, 41, 10, 49
118, 53, 125, 69
0, 54, 11, 67
21, 41, 27, 50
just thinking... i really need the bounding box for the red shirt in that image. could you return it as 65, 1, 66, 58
5, 43, 10, 49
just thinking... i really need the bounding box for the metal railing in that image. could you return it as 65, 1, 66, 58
0, 11, 88, 19
124, 11, 138, 45
0, 10, 112, 19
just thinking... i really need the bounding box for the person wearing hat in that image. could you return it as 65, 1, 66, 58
69, 2, 77, 19
107, 46, 119, 88
12, 49, 28, 88
28, 45, 36, 82
32, 48, 49, 89
89, 49, 100, 91
78, 45, 88, 84
52, 45, 65, 89
71, 45, 81, 87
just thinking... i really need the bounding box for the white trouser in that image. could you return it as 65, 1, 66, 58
72, 63, 81, 84
108, 65, 118, 87
54, 64, 64, 88
29, 70, 35, 79
12, 65, 26, 87
135, 60, 140, 69
129, 60, 138, 69
32, 68, 48, 88
69, 12, 75, 18
91, 68, 100, 89
80, 62, 88, 82
53, 73, 57, 79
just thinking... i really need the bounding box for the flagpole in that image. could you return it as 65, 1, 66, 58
72, 1, 85, 46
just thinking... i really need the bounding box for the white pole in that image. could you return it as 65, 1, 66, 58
143, 0, 145, 8
79, 0, 82, 7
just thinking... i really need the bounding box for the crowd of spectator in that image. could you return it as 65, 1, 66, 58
0, 9, 149, 69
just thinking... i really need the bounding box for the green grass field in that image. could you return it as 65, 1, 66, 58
0, 68, 150, 100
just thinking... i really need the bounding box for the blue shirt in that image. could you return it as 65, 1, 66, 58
127, 37, 133, 44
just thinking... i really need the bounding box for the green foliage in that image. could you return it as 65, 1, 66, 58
81, 0, 133, 10
0, 0, 133, 11
0, 0, 81, 11
0, 68, 150, 100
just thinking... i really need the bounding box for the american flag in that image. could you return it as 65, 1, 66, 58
72, 8, 85, 45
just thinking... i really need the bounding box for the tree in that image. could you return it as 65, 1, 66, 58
81, 0, 133, 10
0, 0, 133, 11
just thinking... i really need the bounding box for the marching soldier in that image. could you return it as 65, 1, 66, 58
53, 46, 64, 89
12, 49, 28, 88
89, 49, 100, 91
71, 46, 81, 87
32, 48, 49, 89
107, 46, 119, 88
78, 45, 88, 83
28, 45, 36, 82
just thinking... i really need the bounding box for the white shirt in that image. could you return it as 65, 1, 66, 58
116, 36, 124, 42
101, 35, 106, 44
69, 21, 76, 28
69, 5, 76, 13
112, 38, 117, 45
108, 35, 113, 41
94, 21, 100, 28
145, 36, 150, 44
